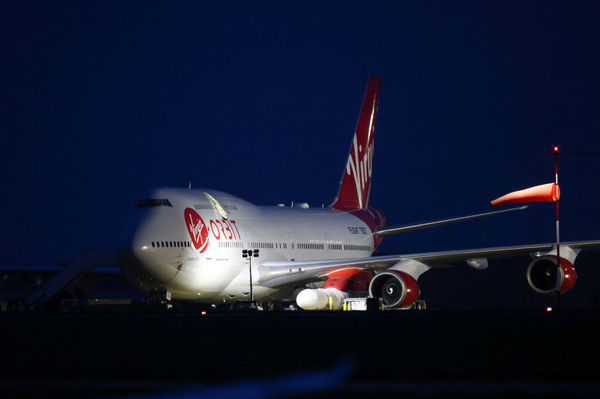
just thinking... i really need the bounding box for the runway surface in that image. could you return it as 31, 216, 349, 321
1, 309, 599, 398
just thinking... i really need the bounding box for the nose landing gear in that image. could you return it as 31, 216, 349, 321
149, 289, 172, 309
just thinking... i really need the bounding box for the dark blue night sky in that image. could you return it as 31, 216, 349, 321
2, 1, 599, 275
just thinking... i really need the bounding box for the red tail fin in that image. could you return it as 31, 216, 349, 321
332, 77, 382, 210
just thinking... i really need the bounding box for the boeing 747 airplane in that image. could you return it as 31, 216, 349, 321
115, 77, 600, 310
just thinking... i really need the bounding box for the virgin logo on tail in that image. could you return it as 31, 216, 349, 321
184, 208, 209, 253
332, 76, 381, 211
346, 132, 375, 209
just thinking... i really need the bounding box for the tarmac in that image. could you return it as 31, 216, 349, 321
1, 308, 600, 398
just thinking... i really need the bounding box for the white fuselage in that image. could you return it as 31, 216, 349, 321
118, 188, 375, 302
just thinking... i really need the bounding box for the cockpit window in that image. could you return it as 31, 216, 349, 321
136, 199, 173, 208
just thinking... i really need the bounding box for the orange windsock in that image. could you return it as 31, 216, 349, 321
491, 183, 560, 207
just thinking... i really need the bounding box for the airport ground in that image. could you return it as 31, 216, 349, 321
1, 252, 600, 397
1, 309, 600, 398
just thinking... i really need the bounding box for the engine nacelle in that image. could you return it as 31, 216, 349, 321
527, 255, 577, 294
368, 270, 420, 308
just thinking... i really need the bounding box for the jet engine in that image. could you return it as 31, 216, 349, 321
368, 270, 420, 308
527, 255, 577, 294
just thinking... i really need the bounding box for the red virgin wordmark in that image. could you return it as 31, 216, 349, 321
184, 208, 209, 253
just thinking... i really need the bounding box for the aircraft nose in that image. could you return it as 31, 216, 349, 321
117, 211, 160, 285
118, 211, 149, 255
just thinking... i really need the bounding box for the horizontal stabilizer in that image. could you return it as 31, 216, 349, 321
375, 206, 527, 237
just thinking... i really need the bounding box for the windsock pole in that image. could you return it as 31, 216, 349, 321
553, 146, 561, 300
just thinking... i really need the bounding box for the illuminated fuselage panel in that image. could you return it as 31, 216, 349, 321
118, 187, 378, 302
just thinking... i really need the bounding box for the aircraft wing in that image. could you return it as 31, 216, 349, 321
257, 240, 600, 288
375, 206, 527, 237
